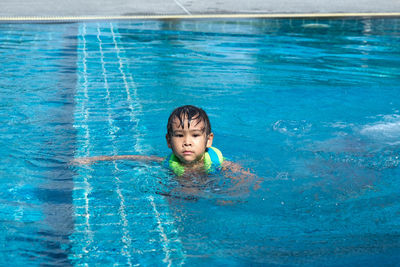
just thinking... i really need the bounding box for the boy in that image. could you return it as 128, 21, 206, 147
74, 105, 248, 177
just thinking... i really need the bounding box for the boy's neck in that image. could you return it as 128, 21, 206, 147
180, 154, 205, 170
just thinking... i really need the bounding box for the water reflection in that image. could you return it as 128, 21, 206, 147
0, 23, 78, 265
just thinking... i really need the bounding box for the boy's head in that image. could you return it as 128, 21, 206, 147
166, 105, 213, 165
167, 105, 211, 138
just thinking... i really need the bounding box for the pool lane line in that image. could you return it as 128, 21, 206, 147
74, 22, 95, 255
109, 22, 185, 266
148, 195, 173, 267
109, 23, 142, 154
97, 23, 134, 266
1, 12, 400, 21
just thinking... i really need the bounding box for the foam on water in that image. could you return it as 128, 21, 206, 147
272, 119, 313, 137
301, 23, 331, 29
360, 114, 400, 145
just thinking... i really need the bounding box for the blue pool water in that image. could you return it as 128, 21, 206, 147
1, 18, 400, 265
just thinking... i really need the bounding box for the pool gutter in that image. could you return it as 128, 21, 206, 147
1, 12, 400, 22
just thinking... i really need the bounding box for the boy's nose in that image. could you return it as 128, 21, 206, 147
183, 136, 191, 146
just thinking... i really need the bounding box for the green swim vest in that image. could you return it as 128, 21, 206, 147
164, 147, 224, 176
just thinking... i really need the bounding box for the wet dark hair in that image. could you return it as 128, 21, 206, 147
167, 105, 211, 138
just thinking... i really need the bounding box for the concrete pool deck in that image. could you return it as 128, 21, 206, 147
1, 0, 400, 21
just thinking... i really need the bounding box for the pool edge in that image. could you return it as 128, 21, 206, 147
1, 12, 400, 22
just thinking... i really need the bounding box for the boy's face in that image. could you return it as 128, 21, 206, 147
166, 116, 213, 166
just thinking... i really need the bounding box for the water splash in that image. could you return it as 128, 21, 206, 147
272, 120, 312, 137
360, 115, 400, 145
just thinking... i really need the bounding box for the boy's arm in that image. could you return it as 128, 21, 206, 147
221, 160, 262, 192
222, 160, 256, 177
72, 155, 164, 165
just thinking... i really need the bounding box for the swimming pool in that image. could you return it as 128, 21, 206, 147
1, 18, 400, 265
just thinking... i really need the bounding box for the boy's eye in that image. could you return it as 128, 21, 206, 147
174, 134, 184, 137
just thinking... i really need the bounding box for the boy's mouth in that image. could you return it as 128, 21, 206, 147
182, 151, 193, 155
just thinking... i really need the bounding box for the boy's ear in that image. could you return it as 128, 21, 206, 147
206, 133, 214, 148
166, 134, 172, 148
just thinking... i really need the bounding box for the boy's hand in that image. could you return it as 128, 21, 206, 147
70, 156, 99, 165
